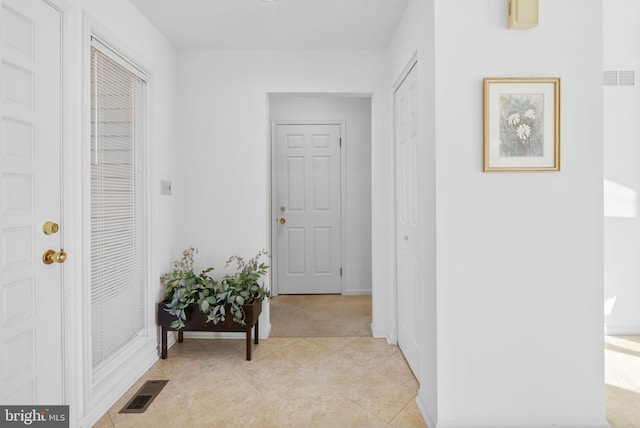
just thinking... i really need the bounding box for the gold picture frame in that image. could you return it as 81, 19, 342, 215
483, 77, 560, 172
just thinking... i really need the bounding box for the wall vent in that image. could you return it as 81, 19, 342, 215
603, 70, 618, 86
603, 70, 636, 86
119, 380, 168, 414
619, 70, 635, 86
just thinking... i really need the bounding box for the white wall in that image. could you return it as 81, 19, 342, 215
269, 96, 372, 295
174, 50, 393, 336
603, 0, 640, 335
433, 0, 605, 426
386, 0, 437, 425
61, 1, 177, 426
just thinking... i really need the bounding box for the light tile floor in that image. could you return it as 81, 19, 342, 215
93, 337, 427, 428
270, 295, 372, 337
606, 335, 640, 428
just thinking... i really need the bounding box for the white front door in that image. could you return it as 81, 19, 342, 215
0, 0, 64, 404
275, 123, 342, 294
395, 64, 420, 375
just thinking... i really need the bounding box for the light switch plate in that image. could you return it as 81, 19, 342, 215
160, 180, 172, 195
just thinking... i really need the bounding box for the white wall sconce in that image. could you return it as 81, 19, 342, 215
508, 0, 538, 29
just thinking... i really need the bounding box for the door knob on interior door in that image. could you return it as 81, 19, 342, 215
42, 249, 67, 265
43, 221, 59, 235
279, 218, 286, 224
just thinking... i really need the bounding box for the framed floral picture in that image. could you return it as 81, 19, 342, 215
483, 77, 560, 172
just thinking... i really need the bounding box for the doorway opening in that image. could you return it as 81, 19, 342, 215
269, 294, 371, 337
268, 94, 373, 336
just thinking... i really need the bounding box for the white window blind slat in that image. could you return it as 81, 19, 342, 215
91, 44, 147, 371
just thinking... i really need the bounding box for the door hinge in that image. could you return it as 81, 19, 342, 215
340, 267, 343, 277
339, 137, 342, 147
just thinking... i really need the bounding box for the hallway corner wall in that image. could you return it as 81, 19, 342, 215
433, 0, 605, 425
386, 0, 437, 424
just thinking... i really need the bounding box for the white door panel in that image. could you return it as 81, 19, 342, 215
0, 0, 63, 404
276, 124, 341, 294
396, 64, 420, 376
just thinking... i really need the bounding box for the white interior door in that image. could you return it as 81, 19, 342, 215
0, 0, 64, 404
275, 123, 342, 294
395, 64, 420, 375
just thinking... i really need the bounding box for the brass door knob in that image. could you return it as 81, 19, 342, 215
43, 221, 59, 235
279, 218, 286, 224
43, 249, 67, 265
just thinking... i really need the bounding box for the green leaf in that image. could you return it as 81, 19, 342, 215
201, 299, 210, 312
171, 319, 185, 329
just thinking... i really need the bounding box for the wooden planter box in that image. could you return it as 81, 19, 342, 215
157, 299, 262, 361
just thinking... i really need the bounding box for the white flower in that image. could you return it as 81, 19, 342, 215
507, 113, 521, 125
524, 108, 536, 120
516, 124, 531, 140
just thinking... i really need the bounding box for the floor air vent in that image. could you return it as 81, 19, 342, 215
119, 380, 168, 414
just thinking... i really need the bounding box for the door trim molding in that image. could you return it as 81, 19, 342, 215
41, 0, 77, 418
393, 52, 418, 92
269, 120, 346, 296
76, 13, 159, 427
33, 0, 88, 423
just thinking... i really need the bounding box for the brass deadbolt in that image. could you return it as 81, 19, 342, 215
43, 249, 67, 265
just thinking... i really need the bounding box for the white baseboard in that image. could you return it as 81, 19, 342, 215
436, 420, 610, 428
416, 391, 436, 428
162, 329, 179, 354
183, 324, 272, 340
342, 289, 372, 296
262, 321, 272, 338
370, 323, 388, 339
183, 331, 248, 339
605, 325, 640, 335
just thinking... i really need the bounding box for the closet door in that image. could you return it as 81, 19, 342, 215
395, 63, 420, 376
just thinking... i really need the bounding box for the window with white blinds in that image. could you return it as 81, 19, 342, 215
90, 40, 147, 370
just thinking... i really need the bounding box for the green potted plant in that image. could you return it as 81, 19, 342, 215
160, 246, 217, 329
158, 247, 271, 360
203, 249, 271, 326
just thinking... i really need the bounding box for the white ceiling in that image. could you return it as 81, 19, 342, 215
128, 0, 410, 49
